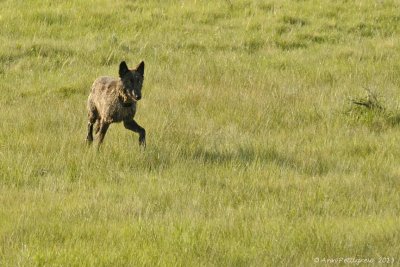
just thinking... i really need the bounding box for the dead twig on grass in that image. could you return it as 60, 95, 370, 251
351, 87, 384, 111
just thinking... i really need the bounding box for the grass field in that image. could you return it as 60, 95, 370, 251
1, 0, 400, 265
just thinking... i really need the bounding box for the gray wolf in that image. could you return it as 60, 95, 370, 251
86, 61, 146, 147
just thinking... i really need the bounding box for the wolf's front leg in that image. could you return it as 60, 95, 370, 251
123, 119, 146, 147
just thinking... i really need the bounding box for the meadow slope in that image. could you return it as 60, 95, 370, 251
1, 0, 400, 265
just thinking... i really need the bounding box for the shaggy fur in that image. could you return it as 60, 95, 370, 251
86, 61, 146, 147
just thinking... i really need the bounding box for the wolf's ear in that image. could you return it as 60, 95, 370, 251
119, 61, 129, 77
136, 61, 145, 76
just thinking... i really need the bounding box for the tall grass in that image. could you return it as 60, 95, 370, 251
1, 0, 400, 265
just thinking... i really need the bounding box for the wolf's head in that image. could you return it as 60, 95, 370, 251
119, 61, 145, 101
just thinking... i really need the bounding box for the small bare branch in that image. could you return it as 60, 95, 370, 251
351, 87, 384, 110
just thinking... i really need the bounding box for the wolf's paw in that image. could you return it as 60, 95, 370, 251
86, 136, 93, 145
139, 136, 146, 148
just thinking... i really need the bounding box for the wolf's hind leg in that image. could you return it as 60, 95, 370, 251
94, 118, 101, 135
86, 111, 98, 144
97, 121, 110, 145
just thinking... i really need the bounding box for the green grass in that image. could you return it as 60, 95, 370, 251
1, 0, 400, 265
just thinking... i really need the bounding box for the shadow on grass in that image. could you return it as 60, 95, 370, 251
132, 144, 331, 177
386, 113, 400, 127
188, 146, 331, 177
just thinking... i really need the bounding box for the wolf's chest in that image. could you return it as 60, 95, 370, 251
110, 104, 136, 122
